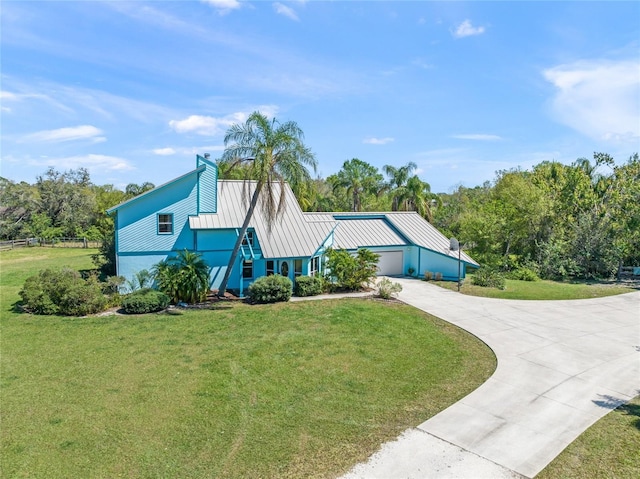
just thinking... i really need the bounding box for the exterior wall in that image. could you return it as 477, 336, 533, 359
114, 173, 198, 285
196, 156, 218, 213
418, 247, 467, 281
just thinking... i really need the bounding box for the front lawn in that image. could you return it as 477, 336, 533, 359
1, 248, 495, 478
432, 276, 634, 300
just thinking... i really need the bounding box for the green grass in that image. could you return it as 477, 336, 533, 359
432, 276, 634, 300
1, 248, 496, 478
537, 396, 640, 479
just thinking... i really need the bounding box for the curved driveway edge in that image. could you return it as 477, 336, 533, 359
342, 278, 640, 478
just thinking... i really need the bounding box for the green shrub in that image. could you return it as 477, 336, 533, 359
248, 275, 292, 303
471, 268, 506, 290
19, 268, 108, 316
121, 288, 170, 314
376, 277, 403, 299
424, 271, 433, 281
325, 248, 379, 291
508, 267, 540, 282
407, 267, 415, 276
294, 275, 325, 297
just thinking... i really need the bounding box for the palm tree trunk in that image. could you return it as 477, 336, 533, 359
217, 182, 263, 297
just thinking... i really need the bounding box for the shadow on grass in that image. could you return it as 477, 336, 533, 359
593, 393, 640, 431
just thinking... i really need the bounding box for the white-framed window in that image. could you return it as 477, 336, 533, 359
242, 260, 253, 279
157, 213, 173, 234
294, 259, 302, 277
266, 260, 275, 276
310, 256, 320, 276
242, 230, 254, 246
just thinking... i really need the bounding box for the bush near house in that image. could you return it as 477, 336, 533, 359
121, 288, 170, 314
507, 267, 540, 282
19, 268, 108, 316
325, 248, 379, 291
248, 274, 293, 303
294, 275, 326, 297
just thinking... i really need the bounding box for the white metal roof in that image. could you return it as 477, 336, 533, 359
190, 181, 336, 259
331, 218, 408, 249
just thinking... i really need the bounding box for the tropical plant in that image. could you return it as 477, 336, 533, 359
126, 269, 153, 292
328, 158, 384, 212
216, 111, 317, 296
152, 249, 210, 304
383, 162, 417, 211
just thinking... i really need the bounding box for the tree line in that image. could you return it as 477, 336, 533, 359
2, 150, 638, 280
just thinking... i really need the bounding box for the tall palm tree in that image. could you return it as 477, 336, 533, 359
401, 175, 439, 222
383, 162, 417, 211
330, 158, 384, 212
217, 112, 316, 297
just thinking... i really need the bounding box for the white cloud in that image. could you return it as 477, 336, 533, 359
451, 134, 503, 141
201, 0, 241, 14
35, 154, 134, 172
452, 20, 485, 38
544, 59, 640, 142
169, 106, 279, 136
153, 147, 176, 156
273, 2, 299, 21
363, 137, 395, 145
21, 125, 105, 143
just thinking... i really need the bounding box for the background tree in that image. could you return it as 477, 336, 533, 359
383, 161, 417, 211
327, 158, 384, 212
217, 111, 317, 296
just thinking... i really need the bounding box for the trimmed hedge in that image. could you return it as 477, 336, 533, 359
121, 288, 170, 314
294, 275, 325, 297
248, 275, 292, 303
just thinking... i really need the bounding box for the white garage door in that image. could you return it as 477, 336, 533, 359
376, 250, 403, 276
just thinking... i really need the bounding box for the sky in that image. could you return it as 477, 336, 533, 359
1, 1, 639, 193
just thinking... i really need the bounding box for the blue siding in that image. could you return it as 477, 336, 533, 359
197, 156, 218, 213
116, 174, 197, 253
418, 247, 467, 281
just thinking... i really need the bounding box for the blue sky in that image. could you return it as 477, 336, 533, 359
1, 1, 639, 193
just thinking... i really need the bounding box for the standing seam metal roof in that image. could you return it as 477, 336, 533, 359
304, 211, 478, 266
189, 181, 336, 259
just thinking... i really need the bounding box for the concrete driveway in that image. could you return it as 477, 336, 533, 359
342, 278, 640, 478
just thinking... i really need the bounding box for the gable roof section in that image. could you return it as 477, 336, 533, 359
106, 165, 205, 213
304, 211, 479, 267
190, 181, 336, 259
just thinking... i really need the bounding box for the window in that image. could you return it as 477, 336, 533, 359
242, 230, 254, 246
242, 260, 253, 279
266, 260, 275, 276
280, 261, 289, 278
310, 256, 320, 276
158, 214, 173, 234
294, 259, 302, 277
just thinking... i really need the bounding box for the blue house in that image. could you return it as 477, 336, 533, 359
107, 155, 478, 295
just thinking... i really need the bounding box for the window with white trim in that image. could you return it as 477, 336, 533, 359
158, 214, 173, 234
310, 256, 320, 276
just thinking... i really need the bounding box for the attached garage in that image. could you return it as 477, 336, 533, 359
375, 250, 404, 276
